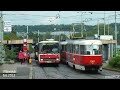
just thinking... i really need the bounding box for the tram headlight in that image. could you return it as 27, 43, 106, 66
56, 58, 59, 60
41, 59, 43, 61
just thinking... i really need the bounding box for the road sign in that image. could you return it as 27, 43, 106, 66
4, 21, 12, 32
4, 27, 12, 32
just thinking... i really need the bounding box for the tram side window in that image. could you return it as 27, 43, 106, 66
73, 45, 75, 54
67, 44, 70, 52
80, 45, 85, 55
70, 44, 73, 53
75, 45, 79, 54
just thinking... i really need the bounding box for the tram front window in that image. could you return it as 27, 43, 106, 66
85, 45, 102, 55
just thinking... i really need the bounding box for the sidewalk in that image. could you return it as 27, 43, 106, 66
0, 62, 32, 79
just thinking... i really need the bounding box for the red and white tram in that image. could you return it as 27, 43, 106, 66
36, 39, 60, 66
60, 39, 103, 72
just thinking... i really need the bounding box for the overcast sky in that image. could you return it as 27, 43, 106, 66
2, 11, 120, 25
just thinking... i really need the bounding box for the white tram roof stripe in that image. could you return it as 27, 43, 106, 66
73, 40, 102, 45
60, 41, 68, 45
39, 41, 59, 44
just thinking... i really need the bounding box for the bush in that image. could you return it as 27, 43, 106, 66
4, 46, 18, 61
109, 56, 120, 68
29, 44, 34, 53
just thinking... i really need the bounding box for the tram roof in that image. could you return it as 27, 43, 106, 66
73, 40, 102, 45
39, 40, 59, 44
60, 41, 68, 45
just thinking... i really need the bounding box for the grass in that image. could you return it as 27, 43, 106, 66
105, 64, 120, 71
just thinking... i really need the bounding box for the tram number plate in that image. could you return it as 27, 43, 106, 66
47, 61, 52, 63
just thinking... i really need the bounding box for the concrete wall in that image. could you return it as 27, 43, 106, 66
1, 39, 33, 44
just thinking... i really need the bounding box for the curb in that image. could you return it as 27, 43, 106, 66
29, 66, 33, 79
103, 67, 120, 72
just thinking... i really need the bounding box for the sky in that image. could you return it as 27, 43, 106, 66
2, 11, 120, 25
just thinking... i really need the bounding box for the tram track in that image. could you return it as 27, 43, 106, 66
32, 60, 120, 79
55, 66, 73, 79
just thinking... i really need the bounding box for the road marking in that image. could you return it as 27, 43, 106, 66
29, 66, 33, 79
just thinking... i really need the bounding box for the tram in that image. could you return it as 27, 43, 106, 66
60, 39, 103, 72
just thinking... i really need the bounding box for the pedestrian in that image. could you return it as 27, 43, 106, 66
23, 52, 27, 63
18, 50, 24, 64
27, 51, 30, 63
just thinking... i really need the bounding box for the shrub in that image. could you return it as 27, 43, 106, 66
4, 46, 18, 61
29, 44, 34, 53
109, 56, 120, 68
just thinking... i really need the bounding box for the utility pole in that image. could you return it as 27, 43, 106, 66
97, 20, 100, 36
108, 21, 109, 35
81, 12, 83, 37
38, 30, 39, 43
54, 28, 56, 40
72, 24, 75, 38
104, 11, 105, 35
27, 25, 28, 39
0, 11, 3, 41
115, 11, 117, 56
0, 11, 5, 61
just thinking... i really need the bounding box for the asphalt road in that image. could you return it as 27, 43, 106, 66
32, 60, 120, 79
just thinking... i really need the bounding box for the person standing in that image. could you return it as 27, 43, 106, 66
23, 52, 27, 63
18, 50, 24, 64
27, 51, 30, 63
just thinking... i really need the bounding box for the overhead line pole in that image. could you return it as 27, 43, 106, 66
115, 11, 118, 56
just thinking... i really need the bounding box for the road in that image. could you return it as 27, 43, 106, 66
31, 60, 120, 79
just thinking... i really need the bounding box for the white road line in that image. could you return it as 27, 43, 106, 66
29, 66, 33, 79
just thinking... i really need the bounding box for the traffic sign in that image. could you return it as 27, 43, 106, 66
4, 21, 12, 32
